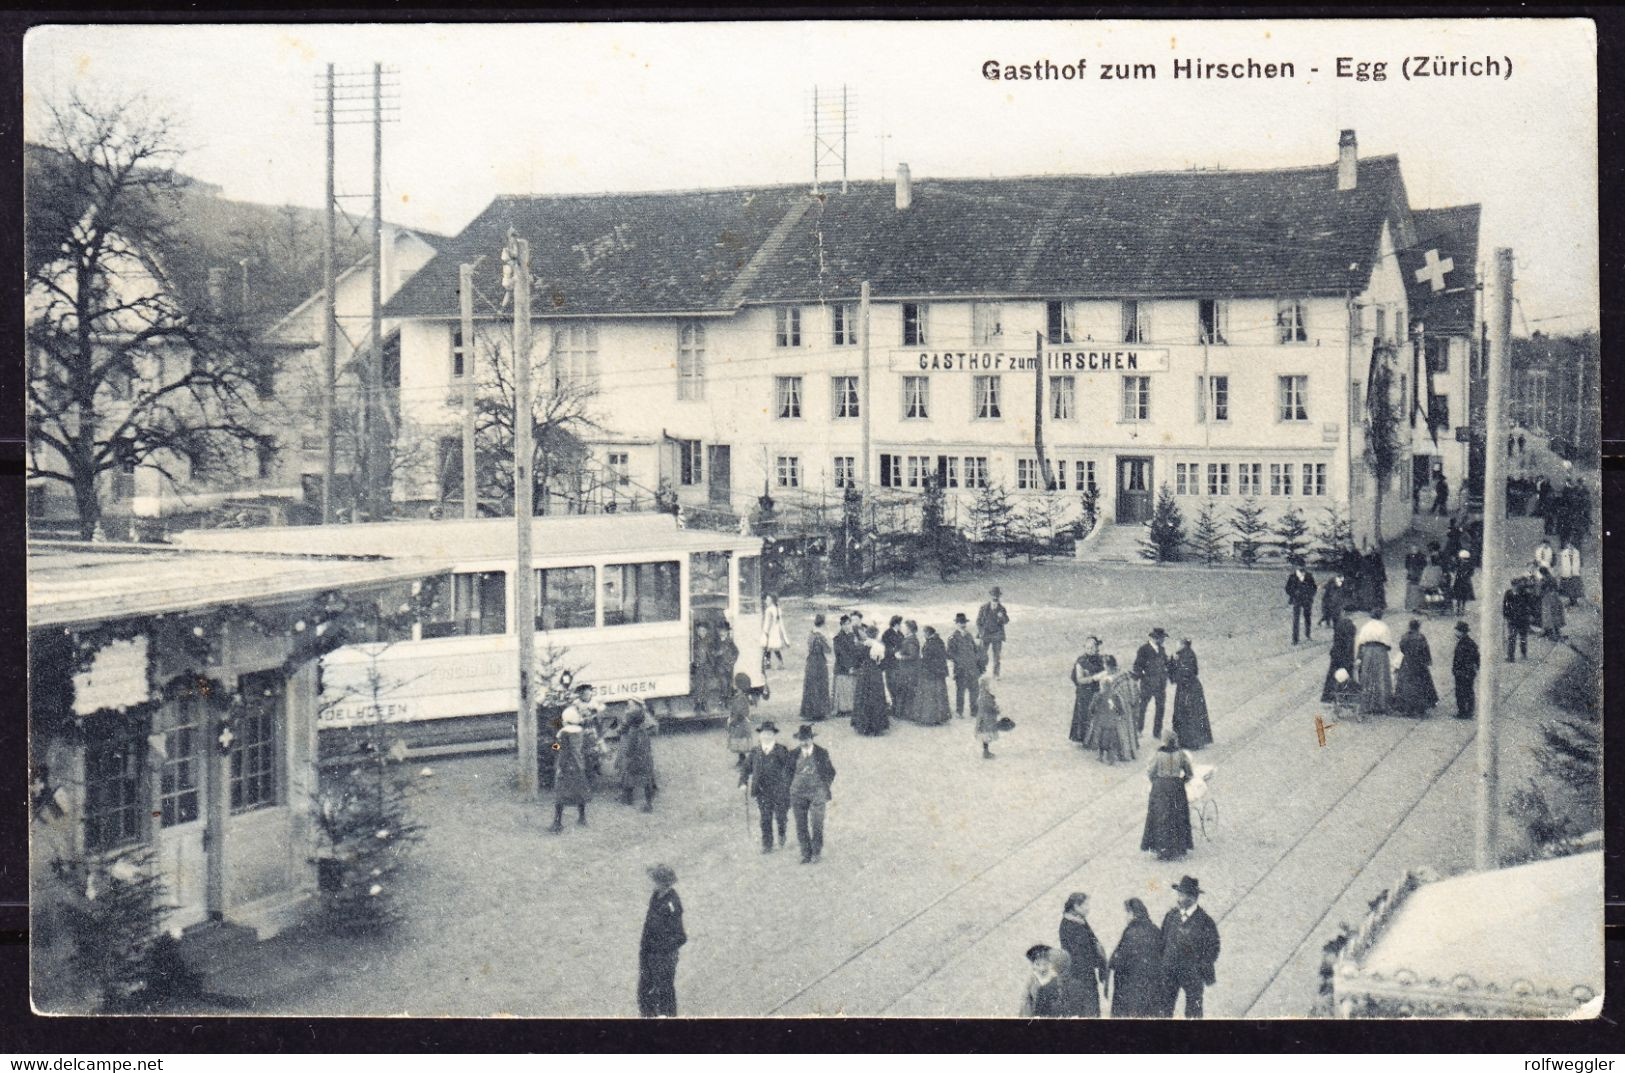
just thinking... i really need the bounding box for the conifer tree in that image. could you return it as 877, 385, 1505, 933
1311, 503, 1354, 569
1230, 497, 1270, 567
1273, 506, 1313, 565
1139, 483, 1186, 563
1190, 500, 1230, 567
970, 482, 1016, 552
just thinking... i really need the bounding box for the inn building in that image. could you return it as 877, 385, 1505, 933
381, 130, 1483, 548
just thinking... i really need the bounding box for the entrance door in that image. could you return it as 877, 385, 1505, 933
1116, 457, 1153, 523
706, 445, 732, 508
1411, 455, 1433, 512
153, 688, 215, 930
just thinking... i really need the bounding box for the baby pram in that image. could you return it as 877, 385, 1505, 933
1418, 562, 1452, 618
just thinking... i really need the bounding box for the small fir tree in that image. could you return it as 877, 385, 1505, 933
1139, 483, 1186, 564
1078, 481, 1101, 539
1230, 497, 1270, 567
1311, 503, 1355, 569
51, 847, 182, 1011
1190, 500, 1230, 567
1018, 486, 1064, 559
970, 482, 1016, 551
1507, 714, 1602, 854
1273, 506, 1313, 565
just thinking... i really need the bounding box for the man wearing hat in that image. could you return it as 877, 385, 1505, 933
1285, 562, 1318, 644
788, 724, 837, 863
1132, 628, 1173, 740
1158, 875, 1221, 1019
637, 864, 686, 1017
1502, 575, 1534, 662
975, 587, 1011, 677
1451, 621, 1480, 721
739, 721, 794, 852
947, 612, 983, 719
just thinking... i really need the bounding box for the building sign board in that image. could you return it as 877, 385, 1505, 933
72, 636, 151, 716
890, 349, 1170, 373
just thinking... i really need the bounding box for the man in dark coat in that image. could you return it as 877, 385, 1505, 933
1503, 578, 1533, 661
739, 721, 794, 852
1132, 627, 1172, 740
789, 724, 837, 863
1285, 565, 1317, 643
1452, 621, 1480, 721
947, 612, 982, 719
637, 864, 686, 1017
1432, 472, 1450, 516
1158, 875, 1221, 1019
975, 586, 1011, 677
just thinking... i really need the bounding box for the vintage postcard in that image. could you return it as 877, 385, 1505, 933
24, 18, 1601, 1020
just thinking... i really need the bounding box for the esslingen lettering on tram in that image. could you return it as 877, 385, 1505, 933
982, 59, 1088, 81
1403, 54, 1512, 81
1172, 57, 1295, 79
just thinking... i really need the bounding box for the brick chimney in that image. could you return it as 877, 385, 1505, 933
895, 163, 912, 210
1337, 129, 1358, 192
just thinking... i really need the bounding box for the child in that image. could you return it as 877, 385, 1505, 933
974, 672, 1001, 759
725, 671, 756, 769
616, 702, 658, 812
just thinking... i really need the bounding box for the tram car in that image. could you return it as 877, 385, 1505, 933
174, 513, 764, 754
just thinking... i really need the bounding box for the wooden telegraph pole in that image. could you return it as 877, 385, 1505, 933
321, 64, 336, 524
1474, 246, 1514, 870
459, 263, 478, 519
507, 232, 539, 797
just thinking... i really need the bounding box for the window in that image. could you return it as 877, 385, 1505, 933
903, 376, 930, 420
1351, 466, 1367, 496
831, 303, 858, 347
1176, 462, 1196, 497
1302, 463, 1327, 497
775, 376, 803, 419
1374, 306, 1388, 344
775, 306, 801, 348
970, 302, 1003, 345
111, 460, 137, 501
832, 456, 856, 489
1122, 376, 1150, 422
902, 303, 928, 346
1017, 458, 1039, 491
1046, 301, 1073, 344
879, 453, 903, 489
1050, 376, 1076, 420
1207, 462, 1231, 497
1048, 460, 1067, 490
607, 451, 630, 487
1121, 300, 1149, 343
1425, 337, 1450, 375
84, 718, 146, 851
1429, 393, 1451, 430
1198, 375, 1229, 422
1198, 299, 1229, 345
1269, 462, 1295, 497
937, 455, 960, 489
158, 695, 202, 828
964, 457, 990, 489
1276, 298, 1309, 343
1075, 460, 1097, 492
677, 323, 706, 400
231, 673, 281, 813
1238, 462, 1262, 498
973, 376, 1002, 419
775, 455, 801, 488
678, 439, 702, 486
536, 566, 596, 630
1278, 375, 1309, 421
423, 570, 508, 639
451, 326, 468, 379
832, 376, 860, 419
105, 364, 133, 402
602, 561, 681, 626
551, 323, 599, 389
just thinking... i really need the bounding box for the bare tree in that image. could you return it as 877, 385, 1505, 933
26, 94, 276, 538
1363, 342, 1406, 544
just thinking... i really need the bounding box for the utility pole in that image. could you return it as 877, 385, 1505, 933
841, 84, 849, 194
1034, 331, 1051, 489
321, 64, 336, 524
1474, 247, 1513, 871
459, 263, 477, 519
367, 61, 385, 517
859, 281, 872, 488
507, 232, 538, 798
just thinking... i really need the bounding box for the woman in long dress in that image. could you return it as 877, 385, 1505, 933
1140, 730, 1195, 861
550, 709, 592, 832
1354, 611, 1394, 715
1108, 898, 1164, 1018
1451, 551, 1476, 614
761, 594, 789, 669
799, 614, 831, 722
852, 628, 891, 736
1363, 546, 1388, 614
1392, 619, 1439, 717
1322, 610, 1357, 703
724, 672, 756, 768
912, 625, 952, 726
1538, 567, 1566, 641
1068, 638, 1106, 745
1080, 658, 1136, 765
894, 620, 921, 722
1558, 541, 1583, 606
1169, 639, 1213, 750
1057, 892, 1107, 1018
832, 617, 859, 717
614, 704, 658, 812
1403, 546, 1427, 613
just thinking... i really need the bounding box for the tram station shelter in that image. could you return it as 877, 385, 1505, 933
28, 541, 439, 1011
379, 128, 1484, 548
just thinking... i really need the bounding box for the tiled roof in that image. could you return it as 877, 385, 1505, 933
1403, 204, 1481, 334
384, 156, 1410, 318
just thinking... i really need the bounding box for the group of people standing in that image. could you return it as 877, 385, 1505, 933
1021, 876, 1221, 1019
1066, 629, 1213, 768
1530, 473, 1593, 549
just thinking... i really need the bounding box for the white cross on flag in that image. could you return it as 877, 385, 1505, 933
1414, 248, 1454, 292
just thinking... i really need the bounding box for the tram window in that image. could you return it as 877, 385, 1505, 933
603, 561, 681, 626
423, 571, 507, 638
689, 551, 730, 597
535, 566, 596, 630
737, 555, 761, 617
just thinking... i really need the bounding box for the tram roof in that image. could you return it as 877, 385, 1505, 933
28, 541, 443, 629
169, 511, 763, 564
